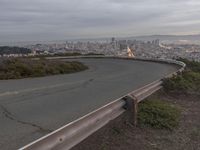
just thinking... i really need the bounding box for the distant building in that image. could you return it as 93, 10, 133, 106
111, 37, 115, 43
65, 41, 69, 49
31, 49, 37, 55
152, 39, 160, 45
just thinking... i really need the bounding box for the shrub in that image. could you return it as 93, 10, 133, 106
163, 71, 200, 95
163, 59, 200, 95
178, 58, 200, 73
138, 99, 181, 130
0, 58, 88, 80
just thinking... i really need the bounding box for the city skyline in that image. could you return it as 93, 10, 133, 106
0, 0, 200, 42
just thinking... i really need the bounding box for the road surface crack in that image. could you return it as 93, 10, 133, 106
82, 78, 94, 87
0, 104, 52, 133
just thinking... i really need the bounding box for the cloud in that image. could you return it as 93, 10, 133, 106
0, 0, 200, 42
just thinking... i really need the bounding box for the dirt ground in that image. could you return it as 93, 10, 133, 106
72, 91, 200, 150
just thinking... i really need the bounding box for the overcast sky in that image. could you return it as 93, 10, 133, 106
0, 0, 200, 42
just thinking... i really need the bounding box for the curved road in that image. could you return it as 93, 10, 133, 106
0, 58, 178, 150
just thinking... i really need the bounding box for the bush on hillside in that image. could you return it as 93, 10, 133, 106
138, 99, 181, 130
163, 59, 200, 95
0, 58, 88, 80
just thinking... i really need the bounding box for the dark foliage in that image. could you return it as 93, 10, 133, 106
138, 99, 181, 130
0, 46, 31, 55
0, 58, 88, 79
163, 59, 200, 95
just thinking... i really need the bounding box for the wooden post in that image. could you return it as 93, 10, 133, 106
124, 95, 138, 126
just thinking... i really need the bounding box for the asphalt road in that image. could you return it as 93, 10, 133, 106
0, 58, 178, 150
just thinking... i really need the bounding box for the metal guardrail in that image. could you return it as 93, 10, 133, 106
20, 57, 186, 150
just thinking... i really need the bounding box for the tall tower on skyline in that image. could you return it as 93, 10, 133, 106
111, 37, 115, 43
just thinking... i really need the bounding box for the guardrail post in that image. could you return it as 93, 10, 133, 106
124, 95, 138, 126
